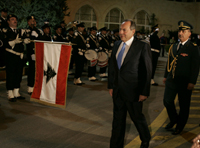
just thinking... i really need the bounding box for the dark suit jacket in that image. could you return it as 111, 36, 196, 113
108, 38, 152, 102
164, 40, 200, 86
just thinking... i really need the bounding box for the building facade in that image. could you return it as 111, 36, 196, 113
64, 0, 200, 36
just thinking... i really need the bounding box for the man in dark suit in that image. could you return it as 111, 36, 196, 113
108, 19, 152, 148
163, 20, 200, 135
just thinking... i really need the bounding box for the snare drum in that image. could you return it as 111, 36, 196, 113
85, 49, 98, 61
97, 51, 108, 68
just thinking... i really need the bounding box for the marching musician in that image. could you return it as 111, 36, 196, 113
150, 24, 161, 86
0, 8, 8, 29
60, 21, 67, 38
53, 24, 67, 42
72, 22, 86, 85
3, 14, 27, 102
86, 26, 99, 81
97, 27, 110, 78
25, 15, 42, 95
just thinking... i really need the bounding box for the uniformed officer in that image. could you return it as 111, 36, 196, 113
86, 26, 99, 81
3, 14, 26, 102
150, 24, 161, 86
25, 15, 42, 95
40, 24, 52, 41
97, 27, 110, 78
72, 22, 86, 85
0, 8, 8, 29
53, 25, 66, 42
163, 20, 200, 135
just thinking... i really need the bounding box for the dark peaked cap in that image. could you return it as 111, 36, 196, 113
7, 14, 17, 20
27, 15, 36, 21
178, 20, 193, 30
1, 8, 8, 12
90, 26, 97, 31
99, 27, 107, 31
76, 22, 85, 27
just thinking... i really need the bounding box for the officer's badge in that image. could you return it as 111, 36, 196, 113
110, 43, 114, 47
3, 28, 7, 33
180, 53, 188, 57
99, 37, 102, 40
75, 32, 78, 36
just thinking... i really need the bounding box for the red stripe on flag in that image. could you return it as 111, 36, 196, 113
32, 42, 44, 100
56, 45, 71, 105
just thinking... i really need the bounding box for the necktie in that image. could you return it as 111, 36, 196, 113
177, 43, 182, 53
117, 43, 126, 69
13, 29, 16, 33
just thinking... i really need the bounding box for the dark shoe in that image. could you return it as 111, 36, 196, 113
165, 122, 176, 130
151, 83, 158, 86
16, 96, 25, 100
28, 92, 32, 95
140, 142, 149, 148
8, 98, 17, 102
172, 129, 182, 135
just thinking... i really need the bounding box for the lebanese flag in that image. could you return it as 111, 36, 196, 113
31, 42, 71, 108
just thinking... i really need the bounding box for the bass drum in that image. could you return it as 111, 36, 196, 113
97, 51, 108, 68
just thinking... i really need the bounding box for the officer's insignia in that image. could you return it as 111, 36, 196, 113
86, 44, 90, 48
44, 62, 57, 84
99, 37, 102, 40
3, 28, 7, 33
0, 40, 3, 47
193, 43, 197, 46
180, 22, 184, 27
75, 32, 78, 36
54, 36, 57, 39
180, 53, 188, 57
110, 43, 114, 47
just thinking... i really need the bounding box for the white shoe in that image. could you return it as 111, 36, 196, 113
13, 88, 20, 97
7, 90, 14, 99
99, 73, 107, 78
74, 78, 83, 85
28, 87, 33, 95
89, 76, 97, 81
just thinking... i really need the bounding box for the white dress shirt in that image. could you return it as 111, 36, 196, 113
116, 36, 134, 66
177, 39, 189, 50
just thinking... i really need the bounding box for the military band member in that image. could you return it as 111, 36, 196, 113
53, 25, 66, 42
25, 15, 42, 95
72, 22, 86, 85
60, 21, 67, 38
163, 21, 200, 135
150, 24, 161, 86
0, 8, 8, 29
66, 27, 75, 73
110, 29, 120, 48
39, 24, 51, 41
3, 14, 26, 102
0, 21, 6, 68
97, 27, 110, 78
86, 26, 99, 81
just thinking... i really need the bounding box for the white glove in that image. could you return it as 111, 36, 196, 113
31, 54, 35, 61
78, 51, 83, 56
99, 47, 102, 50
9, 38, 22, 49
31, 31, 38, 37
95, 49, 98, 52
24, 38, 31, 44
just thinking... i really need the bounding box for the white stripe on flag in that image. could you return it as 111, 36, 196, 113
40, 43, 62, 104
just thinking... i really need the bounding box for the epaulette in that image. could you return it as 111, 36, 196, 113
193, 43, 197, 46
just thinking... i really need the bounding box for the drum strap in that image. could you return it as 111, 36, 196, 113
90, 35, 99, 48
100, 34, 109, 47
78, 32, 86, 44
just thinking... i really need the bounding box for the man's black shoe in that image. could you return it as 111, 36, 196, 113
140, 142, 149, 148
8, 98, 17, 102
165, 122, 176, 130
172, 129, 182, 135
151, 83, 158, 86
16, 96, 25, 100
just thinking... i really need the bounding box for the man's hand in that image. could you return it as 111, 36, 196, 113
109, 89, 113, 97
187, 83, 194, 90
139, 95, 147, 102
191, 134, 200, 148
163, 78, 167, 84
